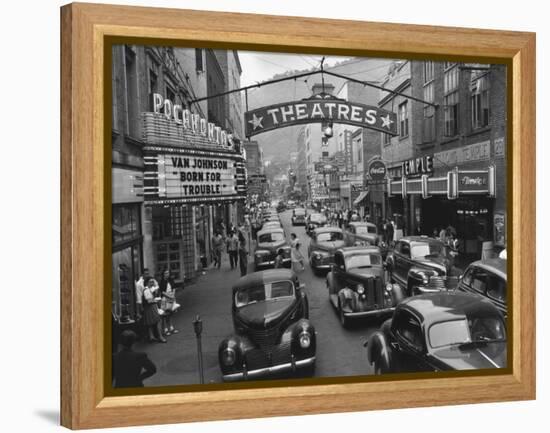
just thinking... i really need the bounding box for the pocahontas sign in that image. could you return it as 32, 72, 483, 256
245, 97, 398, 137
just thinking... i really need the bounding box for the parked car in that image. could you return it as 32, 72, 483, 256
218, 269, 316, 381
261, 220, 282, 231
344, 221, 380, 246
291, 208, 307, 226
307, 227, 345, 275
457, 258, 507, 319
365, 291, 507, 374
254, 227, 291, 270
305, 212, 328, 236
385, 236, 460, 296
326, 247, 405, 327
276, 202, 286, 213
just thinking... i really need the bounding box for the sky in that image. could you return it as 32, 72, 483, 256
238, 51, 353, 87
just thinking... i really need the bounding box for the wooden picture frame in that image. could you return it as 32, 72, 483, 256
60, 2, 536, 429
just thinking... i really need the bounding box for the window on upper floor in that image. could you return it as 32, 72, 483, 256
124, 45, 139, 139
195, 49, 204, 72
471, 75, 490, 130
399, 101, 409, 138
444, 64, 460, 136
423, 61, 434, 84
382, 133, 391, 146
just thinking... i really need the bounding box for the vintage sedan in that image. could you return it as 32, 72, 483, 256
344, 221, 380, 246
261, 220, 282, 231
365, 291, 507, 374
305, 212, 328, 236
254, 227, 291, 270
326, 247, 405, 327
385, 236, 460, 296
457, 258, 507, 319
307, 227, 345, 275
291, 208, 307, 226
218, 269, 316, 381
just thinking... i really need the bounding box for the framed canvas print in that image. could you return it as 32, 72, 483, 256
60, 2, 536, 429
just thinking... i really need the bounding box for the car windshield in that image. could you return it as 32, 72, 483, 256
355, 225, 376, 234
317, 231, 343, 242
428, 316, 506, 349
258, 232, 284, 243
346, 253, 382, 269
410, 241, 444, 259
234, 280, 295, 307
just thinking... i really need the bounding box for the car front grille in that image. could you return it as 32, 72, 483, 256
248, 327, 281, 351
244, 340, 292, 370
359, 277, 385, 310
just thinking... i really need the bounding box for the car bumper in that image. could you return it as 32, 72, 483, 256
222, 356, 316, 382
343, 307, 395, 318
255, 258, 291, 268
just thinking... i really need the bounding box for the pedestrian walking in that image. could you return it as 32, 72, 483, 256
226, 230, 239, 270
159, 270, 179, 337
142, 277, 167, 343
238, 230, 249, 276
290, 233, 305, 272
211, 232, 224, 269
387, 219, 395, 246
112, 330, 157, 388
274, 248, 285, 268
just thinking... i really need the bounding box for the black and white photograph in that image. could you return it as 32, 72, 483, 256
110, 45, 508, 388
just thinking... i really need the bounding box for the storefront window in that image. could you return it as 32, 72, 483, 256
112, 204, 141, 244
112, 244, 141, 323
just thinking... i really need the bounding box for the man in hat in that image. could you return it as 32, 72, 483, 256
112, 330, 157, 388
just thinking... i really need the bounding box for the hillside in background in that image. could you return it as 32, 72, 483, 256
243, 57, 397, 164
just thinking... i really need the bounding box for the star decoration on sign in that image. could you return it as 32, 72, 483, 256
248, 113, 264, 130
381, 114, 394, 129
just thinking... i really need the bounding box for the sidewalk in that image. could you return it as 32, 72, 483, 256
132, 251, 253, 387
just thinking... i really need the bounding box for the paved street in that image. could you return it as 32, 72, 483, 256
136, 208, 378, 386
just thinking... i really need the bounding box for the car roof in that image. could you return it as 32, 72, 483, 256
232, 269, 296, 292
349, 221, 375, 227
337, 246, 381, 256
314, 226, 342, 234
399, 292, 501, 326
257, 227, 284, 236
398, 236, 443, 244
466, 258, 507, 280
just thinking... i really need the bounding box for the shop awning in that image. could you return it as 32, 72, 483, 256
353, 190, 369, 205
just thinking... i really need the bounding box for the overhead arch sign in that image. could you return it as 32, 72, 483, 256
245, 98, 398, 137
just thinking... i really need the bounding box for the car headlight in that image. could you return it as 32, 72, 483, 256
221, 347, 236, 366
299, 332, 311, 349
357, 284, 365, 294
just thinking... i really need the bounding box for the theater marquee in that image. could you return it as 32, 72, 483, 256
244, 98, 398, 137
143, 147, 247, 205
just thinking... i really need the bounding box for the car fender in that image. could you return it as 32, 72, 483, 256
300, 291, 310, 319
290, 318, 317, 356
326, 271, 339, 294
390, 283, 406, 303
407, 267, 438, 294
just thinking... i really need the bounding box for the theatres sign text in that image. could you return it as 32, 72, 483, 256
244, 99, 398, 137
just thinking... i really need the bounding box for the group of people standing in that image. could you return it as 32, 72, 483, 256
211, 227, 250, 276
134, 268, 180, 344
